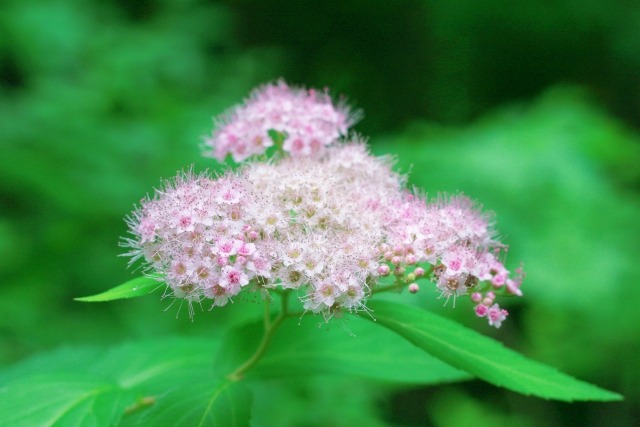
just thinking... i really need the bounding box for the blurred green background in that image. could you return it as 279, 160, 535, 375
1, 0, 639, 425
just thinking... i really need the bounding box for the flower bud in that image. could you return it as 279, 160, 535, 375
471, 292, 482, 303
377, 265, 391, 276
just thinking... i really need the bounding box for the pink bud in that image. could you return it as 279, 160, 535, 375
405, 254, 417, 265
377, 265, 391, 276
408, 283, 420, 293
471, 292, 482, 303
414, 267, 425, 277
491, 274, 506, 288
393, 245, 405, 256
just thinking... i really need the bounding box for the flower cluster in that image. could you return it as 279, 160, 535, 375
382, 194, 524, 326
123, 173, 268, 311
125, 80, 524, 327
203, 80, 356, 162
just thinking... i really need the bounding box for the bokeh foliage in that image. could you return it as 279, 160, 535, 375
1, 0, 639, 425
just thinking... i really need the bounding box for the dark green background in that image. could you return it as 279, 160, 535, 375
1, 0, 639, 425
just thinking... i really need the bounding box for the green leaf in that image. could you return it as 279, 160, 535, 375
121, 379, 252, 427
0, 347, 102, 385
75, 276, 163, 302
366, 300, 623, 401
217, 314, 472, 385
0, 338, 253, 427
0, 373, 128, 427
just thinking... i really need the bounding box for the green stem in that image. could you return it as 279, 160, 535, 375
263, 297, 272, 330
227, 291, 291, 381
371, 280, 406, 294
123, 396, 156, 415
371, 265, 435, 294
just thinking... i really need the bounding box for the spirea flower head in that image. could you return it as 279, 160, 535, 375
124, 81, 524, 328
125, 142, 403, 319
203, 80, 357, 162
123, 171, 265, 311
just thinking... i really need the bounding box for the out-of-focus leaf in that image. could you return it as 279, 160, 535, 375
250, 376, 390, 427
0, 347, 101, 385
75, 276, 162, 302
0, 338, 249, 427
0, 374, 127, 427
367, 300, 623, 401
121, 379, 252, 427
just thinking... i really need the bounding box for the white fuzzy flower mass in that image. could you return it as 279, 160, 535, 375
124, 81, 524, 327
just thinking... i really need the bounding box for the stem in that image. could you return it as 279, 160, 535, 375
372, 265, 435, 294
371, 280, 406, 294
123, 396, 156, 415
371, 273, 411, 294
226, 291, 291, 381
263, 297, 272, 330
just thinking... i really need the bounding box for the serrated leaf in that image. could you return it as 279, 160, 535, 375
217, 314, 471, 385
367, 300, 623, 401
75, 276, 163, 302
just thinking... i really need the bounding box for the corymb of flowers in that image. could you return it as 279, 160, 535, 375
123, 80, 524, 328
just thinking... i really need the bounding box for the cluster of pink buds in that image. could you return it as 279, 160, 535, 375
203, 80, 356, 162
124, 80, 524, 327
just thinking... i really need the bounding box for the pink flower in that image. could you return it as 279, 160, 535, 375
475, 304, 489, 317
203, 80, 357, 162
247, 256, 272, 278
487, 304, 509, 328
220, 265, 249, 291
